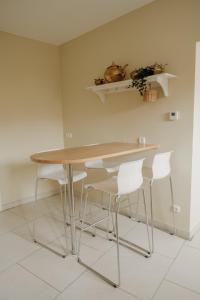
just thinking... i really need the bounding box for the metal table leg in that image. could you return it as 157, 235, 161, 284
64, 164, 77, 255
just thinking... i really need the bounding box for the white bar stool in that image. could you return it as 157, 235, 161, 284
84, 159, 120, 233
142, 151, 176, 253
77, 159, 151, 288
34, 163, 87, 257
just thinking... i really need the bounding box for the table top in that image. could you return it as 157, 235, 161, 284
31, 142, 159, 164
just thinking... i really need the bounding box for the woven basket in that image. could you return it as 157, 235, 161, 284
143, 88, 158, 102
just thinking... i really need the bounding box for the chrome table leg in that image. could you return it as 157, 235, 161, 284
64, 164, 77, 255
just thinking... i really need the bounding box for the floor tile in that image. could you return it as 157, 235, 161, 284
86, 210, 136, 237
167, 245, 200, 294
19, 244, 102, 291
125, 222, 184, 258
41, 196, 83, 229
13, 221, 37, 242
55, 271, 138, 300
14, 215, 67, 245
93, 244, 172, 300
153, 280, 200, 300
0, 210, 26, 235
10, 199, 48, 222
80, 229, 115, 252
0, 264, 58, 300
0, 232, 39, 272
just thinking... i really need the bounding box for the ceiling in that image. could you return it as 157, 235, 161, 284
0, 0, 155, 45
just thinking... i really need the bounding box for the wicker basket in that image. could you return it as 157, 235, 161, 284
143, 87, 158, 102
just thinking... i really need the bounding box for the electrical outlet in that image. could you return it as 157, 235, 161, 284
171, 204, 181, 214
65, 132, 72, 138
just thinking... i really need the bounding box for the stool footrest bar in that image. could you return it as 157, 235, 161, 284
77, 257, 119, 288
34, 240, 67, 258
111, 236, 151, 257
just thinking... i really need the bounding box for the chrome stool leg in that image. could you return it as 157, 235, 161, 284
78, 180, 85, 222
33, 179, 68, 258
77, 188, 89, 257
127, 195, 134, 219
150, 181, 154, 253
61, 185, 68, 257
142, 188, 151, 255
135, 190, 140, 222
106, 193, 113, 240
114, 198, 121, 287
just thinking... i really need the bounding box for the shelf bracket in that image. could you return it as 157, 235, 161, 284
96, 91, 106, 103
155, 75, 169, 96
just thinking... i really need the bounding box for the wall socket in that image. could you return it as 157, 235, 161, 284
171, 204, 181, 214
65, 132, 72, 138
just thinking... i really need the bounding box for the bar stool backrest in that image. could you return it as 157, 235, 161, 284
117, 159, 144, 196
152, 151, 172, 180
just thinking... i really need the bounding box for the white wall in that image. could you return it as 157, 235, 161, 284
190, 41, 200, 235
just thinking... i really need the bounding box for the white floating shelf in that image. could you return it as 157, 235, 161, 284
86, 73, 176, 103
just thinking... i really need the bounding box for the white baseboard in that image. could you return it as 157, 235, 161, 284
135, 212, 190, 240
1, 189, 59, 211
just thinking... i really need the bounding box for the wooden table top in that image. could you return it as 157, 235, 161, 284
31, 142, 159, 164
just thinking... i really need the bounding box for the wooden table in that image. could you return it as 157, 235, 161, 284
31, 142, 159, 255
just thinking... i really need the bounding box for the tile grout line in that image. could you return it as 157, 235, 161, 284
185, 243, 200, 253
120, 286, 144, 300
150, 239, 187, 300
163, 242, 200, 296
17, 263, 62, 293
165, 279, 200, 297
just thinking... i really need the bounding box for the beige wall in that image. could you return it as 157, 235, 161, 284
0, 31, 64, 209
61, 0, 200, 237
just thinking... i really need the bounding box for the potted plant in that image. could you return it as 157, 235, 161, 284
130, 65, 154, 96
130, 63, 167, 100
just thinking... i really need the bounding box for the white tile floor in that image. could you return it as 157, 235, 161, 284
0, 194, 199, 299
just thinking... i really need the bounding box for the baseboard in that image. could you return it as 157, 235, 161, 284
135, 213, 190, 240
1, 189, 59, 211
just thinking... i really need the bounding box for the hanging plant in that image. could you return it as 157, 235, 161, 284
130, 66, 154, 96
